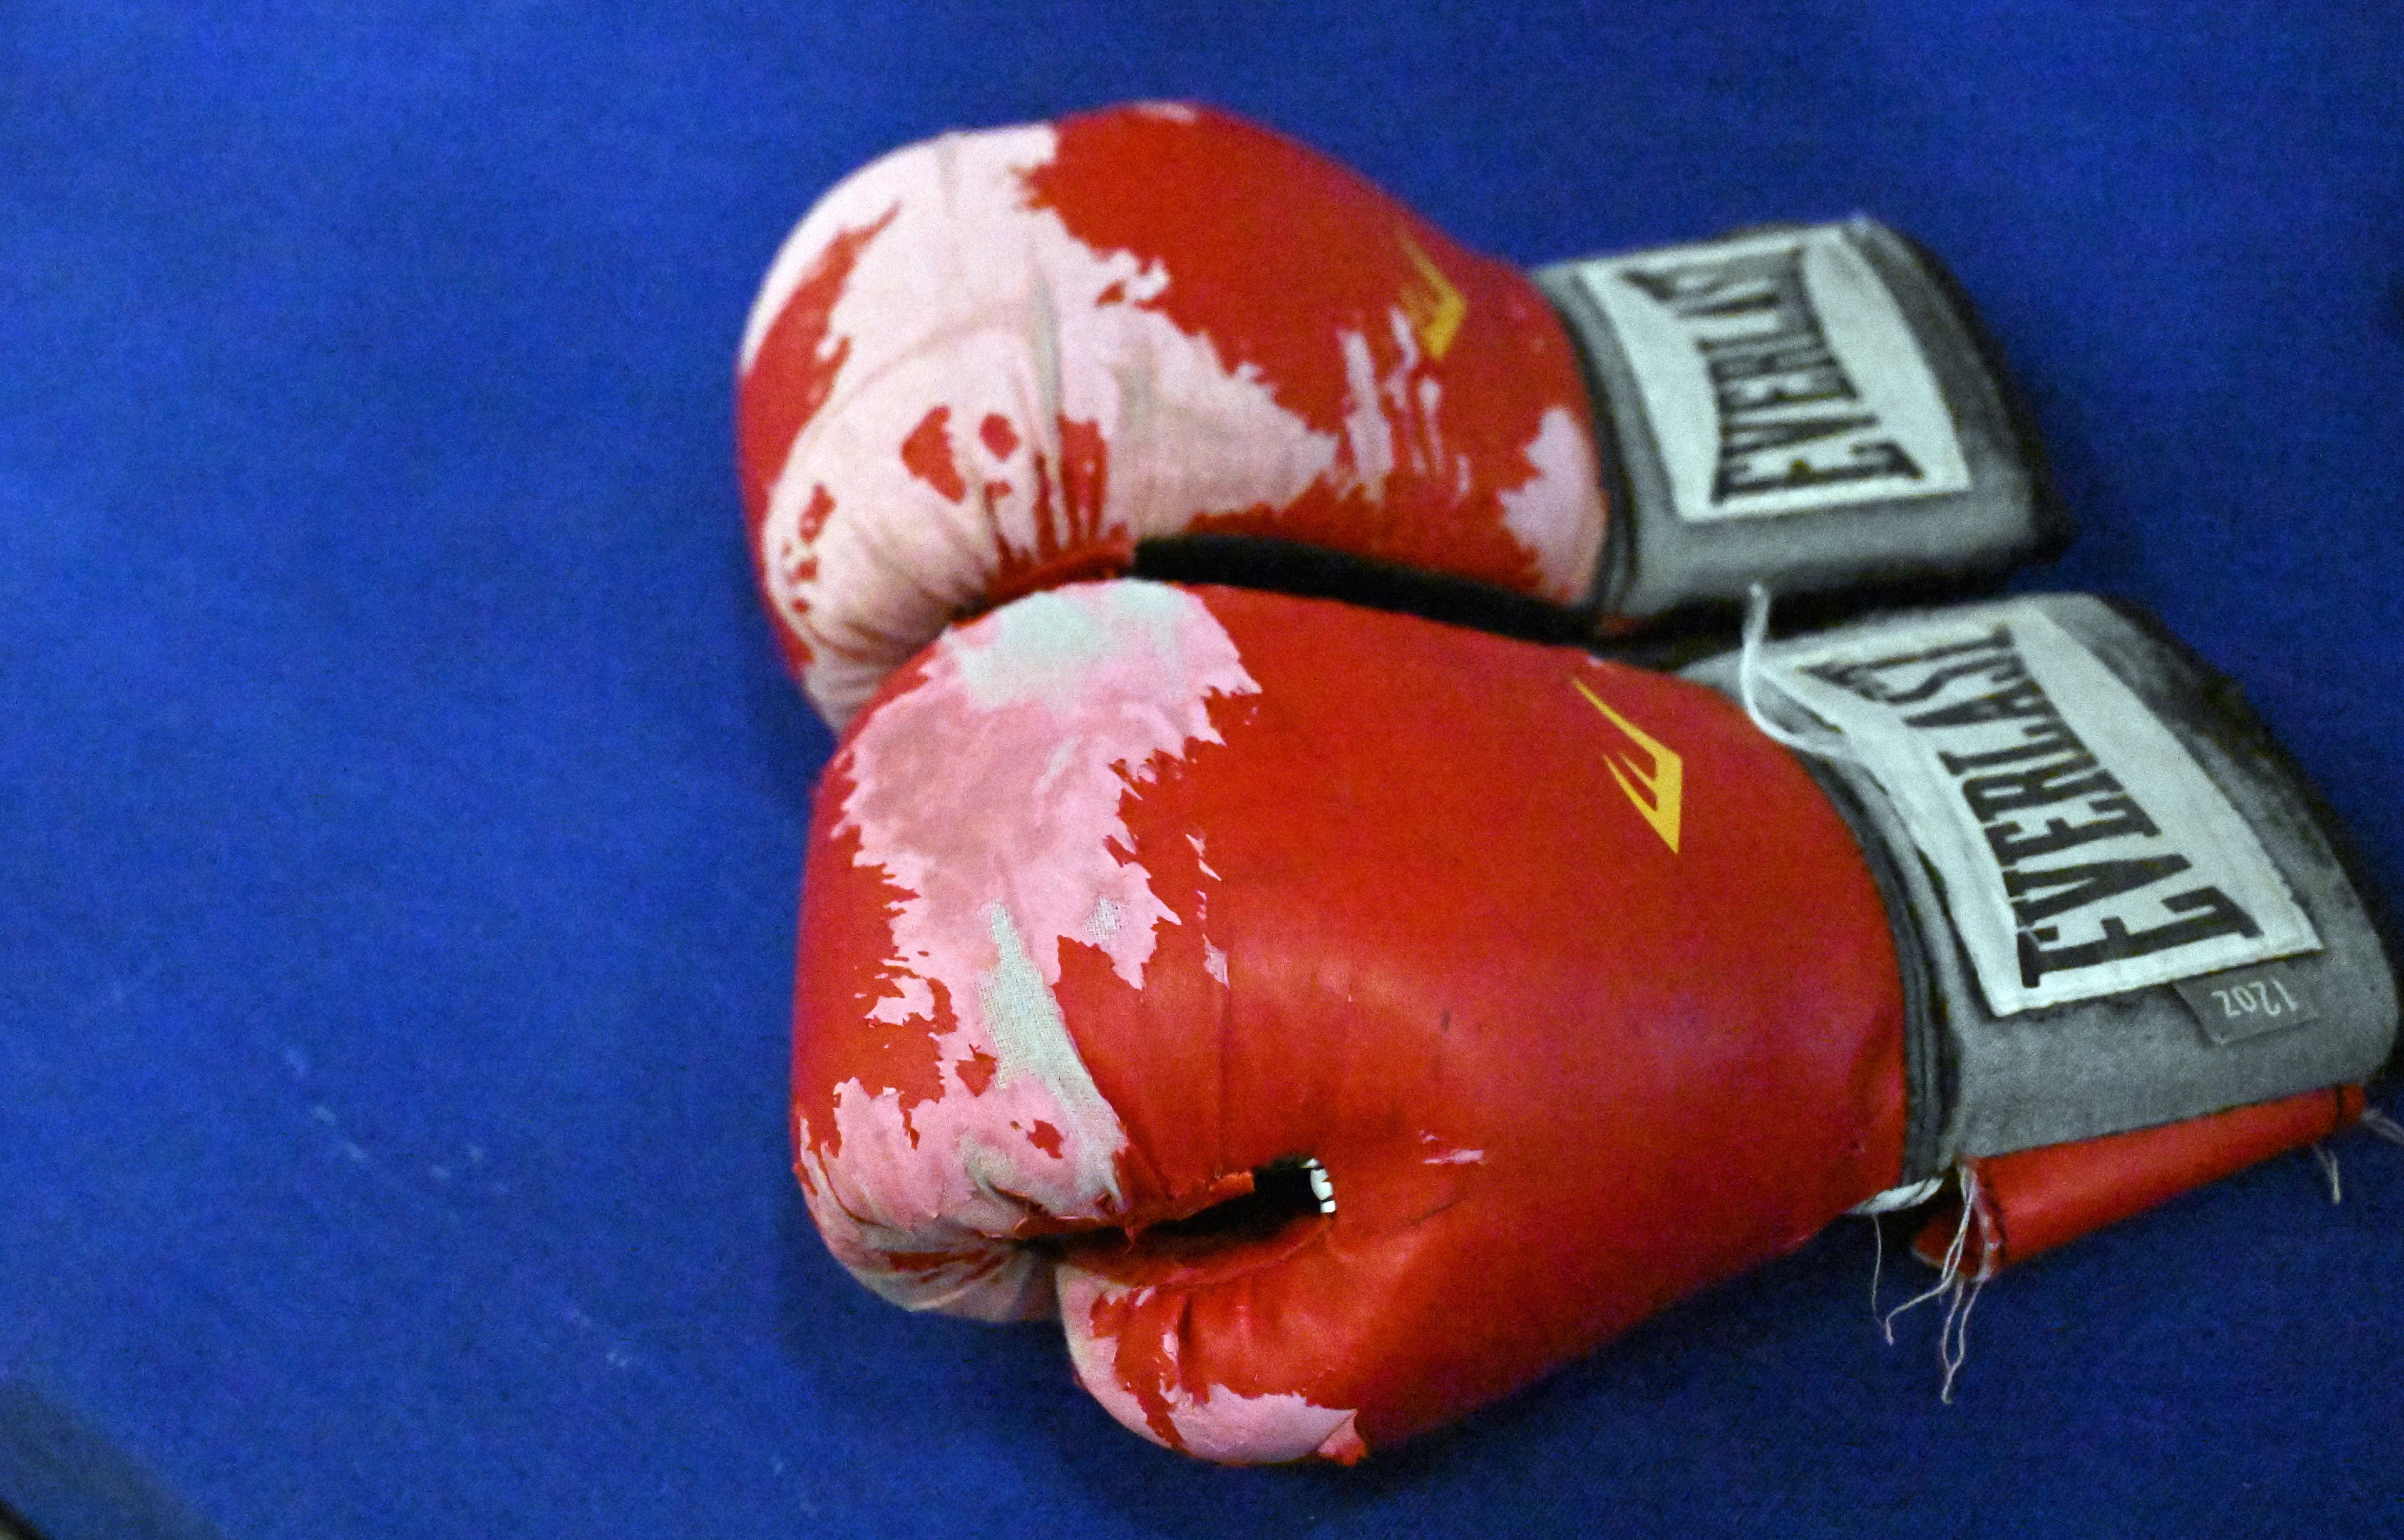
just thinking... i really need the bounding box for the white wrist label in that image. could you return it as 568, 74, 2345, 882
1570, 225, 1971, 523
1759, 604, 2319, 1014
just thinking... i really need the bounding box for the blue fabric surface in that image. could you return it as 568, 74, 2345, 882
4, 3, 2400, 1535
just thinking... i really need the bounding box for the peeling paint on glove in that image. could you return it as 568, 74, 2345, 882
793, 582, 1259, 1320
738, 103, 1605, 726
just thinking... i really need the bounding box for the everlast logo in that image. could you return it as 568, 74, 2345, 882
1803, 624, 2264, 990
1620, 244, 1926, 506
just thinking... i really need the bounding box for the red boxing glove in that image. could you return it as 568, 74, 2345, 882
793, 580, 2394, 1461
793, 580, 1910, 1459
739, 103, 2053, 726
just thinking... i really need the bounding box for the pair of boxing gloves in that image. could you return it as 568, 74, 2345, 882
744, 103, 2399, 1464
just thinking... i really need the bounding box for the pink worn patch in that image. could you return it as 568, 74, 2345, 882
801, 581, 1260, 1320
1501, 407, 1606, 600
741, 124, 1337, 724
1058, 1267, 1364, 1464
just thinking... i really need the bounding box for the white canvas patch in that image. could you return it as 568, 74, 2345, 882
1757, 602, 2319, 1014
1566, 223, 1970, 523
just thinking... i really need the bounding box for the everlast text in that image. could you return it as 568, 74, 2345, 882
1803, 625, 2264, 989
1620, 244, 1925, 507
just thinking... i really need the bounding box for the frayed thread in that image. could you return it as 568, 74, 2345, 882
1867, 1210, 1887, 1326
1858, 1176, 1946, 1328
2310, 1142, 2342, 1205
1851, 1176, 1946, 1215
1739, 583, 1858, 764
1879, 1164, 1996, 1404
2361, 1105, 2404, 1147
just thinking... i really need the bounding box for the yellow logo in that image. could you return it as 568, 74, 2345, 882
1397, 230, 1466, 361
1573, 678, 1684, 854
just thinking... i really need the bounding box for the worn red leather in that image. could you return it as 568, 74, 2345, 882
1912, 1086, 2365, 1273
792, 580, 1908, 1460
737, 102, 1606, 725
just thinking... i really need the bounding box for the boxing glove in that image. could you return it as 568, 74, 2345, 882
791, 582, 2393, 1460
739, 101, 2059, 727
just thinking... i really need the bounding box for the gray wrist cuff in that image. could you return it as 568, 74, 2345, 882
1538, 219, 2063, 622
1686, 595, 2397, 1177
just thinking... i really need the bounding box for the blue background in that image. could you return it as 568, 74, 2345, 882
5, 3, 2400, 1535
